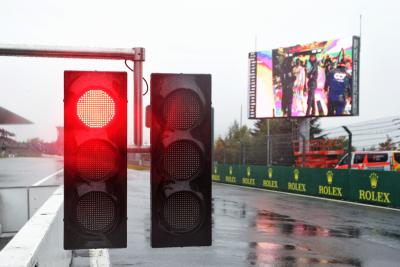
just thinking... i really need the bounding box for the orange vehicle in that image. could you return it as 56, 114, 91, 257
335, 151, 400, 171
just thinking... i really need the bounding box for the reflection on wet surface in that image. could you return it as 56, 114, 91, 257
256, 210, 361, 239
247, 242, 363, 267
248, 210, 363, 266
364, 226, 400, 240
214, 196, 369, 266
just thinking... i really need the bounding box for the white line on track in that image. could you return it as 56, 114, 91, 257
89, 249, 111, 267
32, 169, 63, 186
216, 182, 400, 212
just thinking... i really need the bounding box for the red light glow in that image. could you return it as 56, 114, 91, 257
77, 89, 115, 128
76, 139, 118, 182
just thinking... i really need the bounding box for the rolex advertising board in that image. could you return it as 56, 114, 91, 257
213, 164, 400, 209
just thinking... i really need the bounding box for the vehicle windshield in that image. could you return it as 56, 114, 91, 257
337, 154, 349, 166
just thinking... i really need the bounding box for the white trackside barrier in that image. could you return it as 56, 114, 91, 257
0, 187, 71, 267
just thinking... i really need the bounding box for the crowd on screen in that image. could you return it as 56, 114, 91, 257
276, 48, 352, 117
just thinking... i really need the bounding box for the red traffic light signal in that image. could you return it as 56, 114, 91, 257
64, 71, 127, 249
150, 73, 212, 247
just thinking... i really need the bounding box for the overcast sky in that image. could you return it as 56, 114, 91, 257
0, 0, 399, 144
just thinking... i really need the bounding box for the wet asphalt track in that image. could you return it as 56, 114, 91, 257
0, 157, 63, 187
2, 158, 399, 266
95, 170, 400, 267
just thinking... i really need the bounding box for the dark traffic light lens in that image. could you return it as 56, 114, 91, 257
76, 139, 119, 182
77, 89, 115, 128
163, 140, 202, 181
163, 191, 202, 233
163, 89, 202, 130
76, 191, 117, 233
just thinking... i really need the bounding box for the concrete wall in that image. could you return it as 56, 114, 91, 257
0, 186, 58, 233
0, 187, 71, 267
0, 187, 28, 233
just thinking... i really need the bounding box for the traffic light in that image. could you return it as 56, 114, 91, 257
150, 73, 212, 247
64, 71, 127, 249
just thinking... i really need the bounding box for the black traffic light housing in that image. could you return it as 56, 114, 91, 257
150, 73, 212, 248
64, 71, 127, 249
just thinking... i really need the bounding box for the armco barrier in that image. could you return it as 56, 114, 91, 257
212, 164, 400, 208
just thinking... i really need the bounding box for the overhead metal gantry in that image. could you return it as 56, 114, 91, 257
0, 44, 146, 147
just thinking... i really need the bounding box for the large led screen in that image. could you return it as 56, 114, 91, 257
249, 36, 360, 119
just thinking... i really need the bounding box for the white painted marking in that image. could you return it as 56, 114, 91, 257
89, 249, 111, 267
32, 169, 63, 186
216, 182, 400, 212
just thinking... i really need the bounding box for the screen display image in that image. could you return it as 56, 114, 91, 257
252, 36, 360, 118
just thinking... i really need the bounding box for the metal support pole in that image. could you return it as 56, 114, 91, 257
242, 142, 246, 166
298, 118, 310, 153
267, 119, 270, 166
133, 48, 145, 146
269, 137, 273, 166
342, 126, 352, 169
265, 135, 269, 166
299, 133, 306, 168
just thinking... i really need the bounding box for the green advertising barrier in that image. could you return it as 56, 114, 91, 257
261, 166, 282, 190
212, 163, 400, 209
347, 170, 400, 207
283, 167, 318, 196
239, 165, 263, 188
212, 164, 242, 185
311, 168, 350, 200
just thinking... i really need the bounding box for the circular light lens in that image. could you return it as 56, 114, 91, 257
163, 191, 202, 233
163, 140, 202, 181
76, 191, 117, 233
76, 139, 118, 182
163, 89, 202, 130
77, 89, 115, 128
